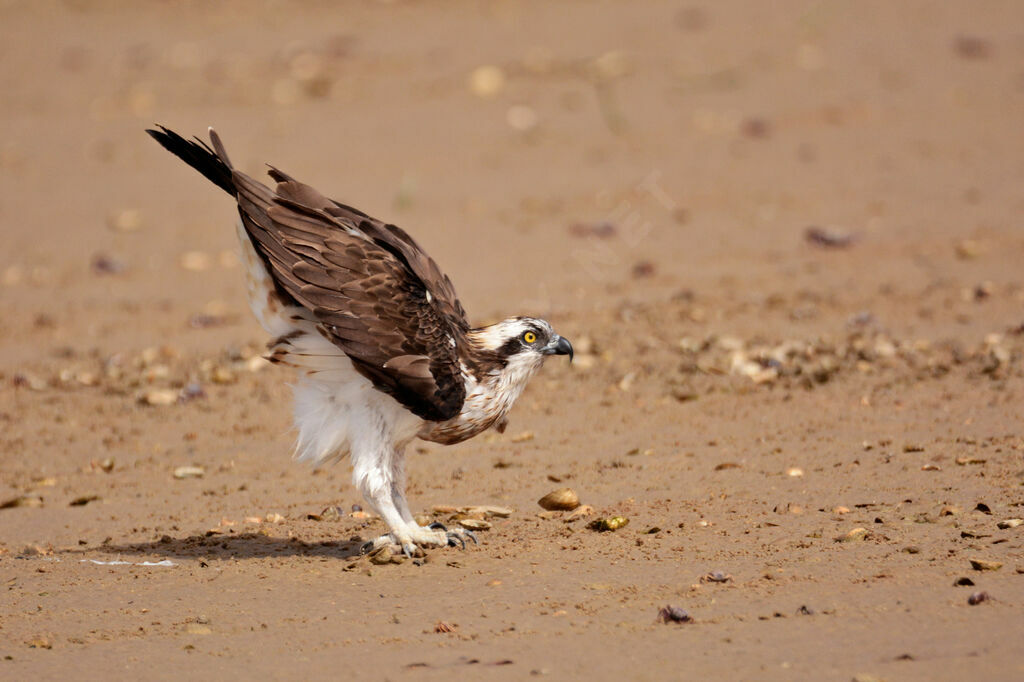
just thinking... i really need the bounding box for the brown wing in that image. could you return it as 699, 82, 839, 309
232, 167, 468, 422
270, 166, 469, 330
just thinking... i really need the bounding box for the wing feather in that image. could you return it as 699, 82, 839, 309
233, 163, 468, 421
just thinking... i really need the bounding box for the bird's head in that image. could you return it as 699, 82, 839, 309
466, 317, 573, 378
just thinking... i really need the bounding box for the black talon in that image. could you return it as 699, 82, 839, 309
444, 529, 477, 549
428, 522, 448, 532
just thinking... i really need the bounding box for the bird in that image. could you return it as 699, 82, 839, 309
146, 126, 573, 557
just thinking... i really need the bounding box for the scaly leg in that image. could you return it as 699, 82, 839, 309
390, 472, 477, 550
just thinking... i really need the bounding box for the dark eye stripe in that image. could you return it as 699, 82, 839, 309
498, 337, 523, 356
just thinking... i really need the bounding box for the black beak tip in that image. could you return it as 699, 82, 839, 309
555, 336, 574, 362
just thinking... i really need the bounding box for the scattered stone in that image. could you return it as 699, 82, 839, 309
631, 260, 656, 279
140, 389, 179, 407
90, 252, 126, 275
69, 495, 99, 507
955, 456, 986, 466
368, 545, 403, 565
434, 621, 457, 633
565, 505, 595, 522
796, 605, 814, 615
98, 457, 115, 473
173, 466, 204, 480
26, 637, 52, 649
714, 462, 741, 471
20, 544, 53, 557
458, 518, 491, 531
656, 605, 691, 624
210, 366, 236, 384
266, 513, 285, 525
967, 591, 990, 606
316, 506, 342, 522
786, 467, 804, 478
468, 505, 513, 518
969, 558, 1002, 571
510, 431, 534, 443
954, 577, 975, 587
1, 495, 43, 510
468, 65, 505, 98
805, 226, 855, 249
997, 518, 1022, 530
955, 239, 985, 260
833, 506, 851, 515
589, 516, 629, 532
538, 487, 580, 511
920, 464, 941, 471
838, 527, 869, 543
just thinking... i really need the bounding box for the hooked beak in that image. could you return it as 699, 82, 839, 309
544, 335, 574, 362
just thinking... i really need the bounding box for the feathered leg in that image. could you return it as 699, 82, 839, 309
351, 444, 422, 556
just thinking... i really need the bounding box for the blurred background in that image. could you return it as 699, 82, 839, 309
3, 5, 1024, 676
1, 0, 1022, 360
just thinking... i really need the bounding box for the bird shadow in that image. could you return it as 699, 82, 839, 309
66, 531, 366, 562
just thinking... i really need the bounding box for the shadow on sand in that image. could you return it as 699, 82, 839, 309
64, 532, 367, 562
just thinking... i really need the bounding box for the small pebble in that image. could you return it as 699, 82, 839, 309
967, 591, 990, 606
468, 65, 505, 98
838, 527, 869, 543
458, 518, 491, 531
173, 465, 204, 479
141, 389, 179, 407
538, 487, 580, 511
589, 516, 629, 532
656, 605, 691, 624
969, 558, 1002, 571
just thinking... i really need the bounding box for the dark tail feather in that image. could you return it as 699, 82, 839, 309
146, 125, 236, 196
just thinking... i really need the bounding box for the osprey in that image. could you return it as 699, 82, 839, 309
147, 126, 573, 557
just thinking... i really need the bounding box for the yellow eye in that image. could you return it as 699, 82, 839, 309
523, 331, 537, 344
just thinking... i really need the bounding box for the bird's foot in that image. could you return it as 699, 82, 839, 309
359, 523, 478, 561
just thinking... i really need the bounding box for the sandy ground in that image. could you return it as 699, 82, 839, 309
2, 1, 1024, 680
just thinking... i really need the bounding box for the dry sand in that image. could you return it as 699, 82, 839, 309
2, 1, 1023, 680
